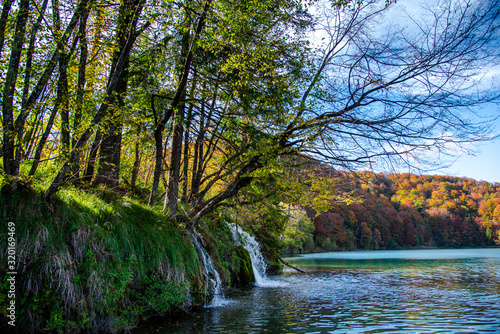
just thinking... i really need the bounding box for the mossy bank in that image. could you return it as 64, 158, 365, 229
0, 186, 258, 333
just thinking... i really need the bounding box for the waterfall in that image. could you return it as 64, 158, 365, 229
191, 231, 229, 307
228, 223, 285, 287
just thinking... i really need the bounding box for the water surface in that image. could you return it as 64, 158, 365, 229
134, 248, 500, 333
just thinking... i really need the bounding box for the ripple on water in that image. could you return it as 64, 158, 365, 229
132, 249, 500, 334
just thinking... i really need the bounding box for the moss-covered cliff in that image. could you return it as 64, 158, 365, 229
0, 186, 255, 333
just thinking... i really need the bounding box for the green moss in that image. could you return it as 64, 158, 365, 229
231, 246, 255, 286
0, 181, 282, 333
195, 216, 261, 288
0, 186, 203, 333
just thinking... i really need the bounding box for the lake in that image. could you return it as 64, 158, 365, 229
133, 248, 500, 333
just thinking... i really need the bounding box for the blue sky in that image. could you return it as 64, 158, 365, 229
310, 0, 500, 183
437, 103, 500, 184
441, 135, 500, 184
389, 0, 500, 184
396, 103, 500, 184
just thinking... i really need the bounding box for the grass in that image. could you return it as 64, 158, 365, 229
0, 184, 204, 333
0, 159, 265, 333
0, 174, 259, 333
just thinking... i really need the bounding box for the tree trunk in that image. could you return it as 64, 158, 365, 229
93, 0, 140, 189
44, 0, 148, 199
189, 86, 218, 204
159, 0, 212, 213
58, 50, 71, 155
1, 0, 30, 176
82, 130, 102, 182
52, 0, 70, 154
29, 104, 60, 176
164, 22, 191, 214
187, 175, 255, 228
0, 0, 14, 58
94, 123, 122, 189
17, 0, 48, 165
180, 71, 197, 200
14, 0, 87, 161
278, 257, 305, 273
181, 105, 192, 200
29, 37, 72, 176
131, 133, 141, 190
69, 0, 89, 181
149, 94, 175, 205
22, 115, 41, 160
164, 102, 185, 214
149, 124, 164, 205
72, 3, 89, 136
3, 0, 87, 179
190, 101, 205, 201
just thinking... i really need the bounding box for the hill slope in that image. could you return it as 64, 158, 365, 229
284, 171, 500, 253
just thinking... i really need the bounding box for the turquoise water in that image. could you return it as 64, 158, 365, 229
133, 248, 500, 333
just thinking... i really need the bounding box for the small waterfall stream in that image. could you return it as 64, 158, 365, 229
191, 224, 284, 309
190, 231, 228, 307
228, 223, 285, 287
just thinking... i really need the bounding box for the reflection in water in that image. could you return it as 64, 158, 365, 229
133, 248, 500, 333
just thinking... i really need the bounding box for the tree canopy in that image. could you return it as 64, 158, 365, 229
1, 0, 499, 227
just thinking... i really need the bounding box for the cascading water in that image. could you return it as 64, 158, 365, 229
190, 231, 228, 307
228, 223, 285, 287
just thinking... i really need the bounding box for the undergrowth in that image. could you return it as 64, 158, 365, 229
0, 185, 203, 333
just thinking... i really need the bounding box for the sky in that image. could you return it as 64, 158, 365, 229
443, 141, 500, 184
381, 122, 500, 184
385, 0, 500, 184
364, 0, 500, 183
307, 0, 500, 183
440, 125, 500, 184
417, 1, 500, 185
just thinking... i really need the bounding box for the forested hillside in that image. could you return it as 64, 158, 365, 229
283, 170, 500, 253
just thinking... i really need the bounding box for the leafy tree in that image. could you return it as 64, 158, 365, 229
1, 0, 498, 234
282, 205, 315, 254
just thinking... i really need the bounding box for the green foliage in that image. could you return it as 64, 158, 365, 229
230, 202, 287, 274
136, 275, 189, 314
486, 227, 492, 240
196, 215, 257, 288
1, 0, 497, 329
45, 308, 74, 333
389, 239, 401, 250
0, 186, 203, 333
320, 237, 338, 252
282, 205, 315, 254
0, 177, 266, 332
346, 230, 356, 250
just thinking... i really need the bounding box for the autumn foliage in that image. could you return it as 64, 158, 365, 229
304, 171, 500, 251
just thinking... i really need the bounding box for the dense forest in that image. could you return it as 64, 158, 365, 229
282, 168, 500, 253
0, 0, 498, 224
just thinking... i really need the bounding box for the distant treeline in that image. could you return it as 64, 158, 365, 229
285, 171, 500, 253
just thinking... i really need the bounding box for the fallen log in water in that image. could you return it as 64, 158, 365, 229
279, 257, 305, 273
